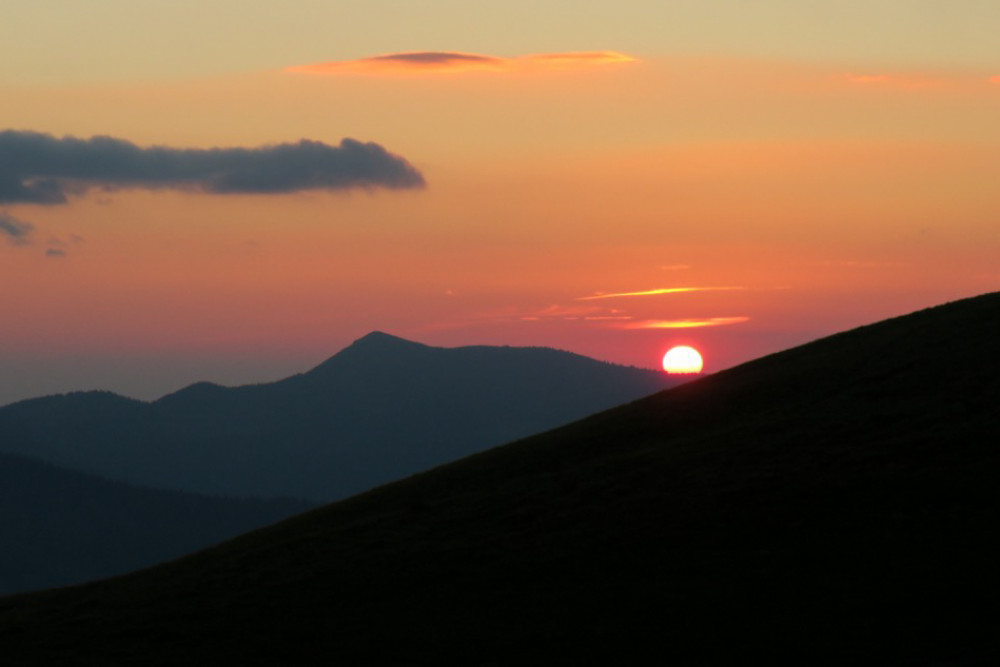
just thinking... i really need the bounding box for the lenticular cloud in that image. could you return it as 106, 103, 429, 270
0, 130, 425, 204
286, 50, 636, 76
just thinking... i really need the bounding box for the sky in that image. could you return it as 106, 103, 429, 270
1, 0, 998, 405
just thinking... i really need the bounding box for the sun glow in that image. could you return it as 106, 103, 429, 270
662, 346, 704, 374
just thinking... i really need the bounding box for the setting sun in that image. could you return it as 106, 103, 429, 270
662, 346, 704, 374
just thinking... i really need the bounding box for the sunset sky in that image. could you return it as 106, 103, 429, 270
2, 1, 998, 405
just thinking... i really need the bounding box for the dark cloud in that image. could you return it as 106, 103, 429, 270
287, 50, 635, 76
0, 212, 33, 245
368, 52, 503, 65
47, 233, 84, 247
45, 248, 67, 258
0, 130, 425, 205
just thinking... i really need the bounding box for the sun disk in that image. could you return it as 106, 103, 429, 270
662, 346, 704, 374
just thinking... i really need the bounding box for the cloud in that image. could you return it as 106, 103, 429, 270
45, 248, 67, 258
576, 286, 746, 301
286, 50, 636, 76
816, 259, 906, 269
0, 130, 425, 205
0, 212, 34, 245
618, 317, 750, 329
840, 72, 952, 89
521, 51, 637, 69
47, 233, 85, 247
836, 72, 1000, 90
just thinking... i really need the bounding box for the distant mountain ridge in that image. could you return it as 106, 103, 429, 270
1, 292, 995, 664
0, 450, 311, 596
0, 334, 679, 500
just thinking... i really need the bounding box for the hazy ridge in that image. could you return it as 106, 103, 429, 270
0, 333, 677, 501
0, 451, 310, 595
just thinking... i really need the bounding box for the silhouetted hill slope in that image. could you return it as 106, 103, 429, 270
0, 335, 676, 500
1, 292, 997, 665
0, 451, 311, 596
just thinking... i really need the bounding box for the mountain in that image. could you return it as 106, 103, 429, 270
0, 451, 311, 596
0, 335, 678, 500
1, 292, 996, 665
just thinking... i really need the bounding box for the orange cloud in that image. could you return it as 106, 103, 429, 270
535, 304, 605, 318
619, 317, 750, 329
990, 75, 1000, 85
840, 72, 949, 89
576, 286, 745, 301
286, 50, 636, 76
520, 51, 637, 69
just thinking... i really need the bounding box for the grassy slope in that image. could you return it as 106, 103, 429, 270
1, 292, 998, 665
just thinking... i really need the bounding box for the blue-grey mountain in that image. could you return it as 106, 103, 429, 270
0, 334, 678, 501
0, 451, 310, 595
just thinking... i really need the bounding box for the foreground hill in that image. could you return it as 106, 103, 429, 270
0, 334, 676, 500
0, 451, 311, 596
1, 292, 998, 664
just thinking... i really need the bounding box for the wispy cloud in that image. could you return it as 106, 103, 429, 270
44, 248, 67, 258
534, 304, 605, 317
429, 284, 752, 333
0, 212, 33, 245
576, 286, 745, 301
286, 50, 636, 76
816, 259, 907, 269
618, 317, 750, 329
450, 303, 632, 327
0, 130, 425, 205
838, 72, 989, 89
516, 304, 614, 322
522, 51, 637, 69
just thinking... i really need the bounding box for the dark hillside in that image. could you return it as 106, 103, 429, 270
0, 292, 997, 664
0, 335, 676, 501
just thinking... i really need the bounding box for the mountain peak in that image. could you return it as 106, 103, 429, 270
351, 331, 412, 346
303, 331, 433, 377
346, 331, 433, 353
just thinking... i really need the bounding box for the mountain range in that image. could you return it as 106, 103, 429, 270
0, 335, 675, 594
2, 292, 996, 664
0, 332, 678, 501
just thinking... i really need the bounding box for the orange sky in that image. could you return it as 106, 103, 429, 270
1, 47, 998, 403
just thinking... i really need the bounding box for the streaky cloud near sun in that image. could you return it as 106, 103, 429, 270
621, 317, 751, 330
576, 286, 746, 300
0, 130, 425, 205
286, 50, 636, 76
